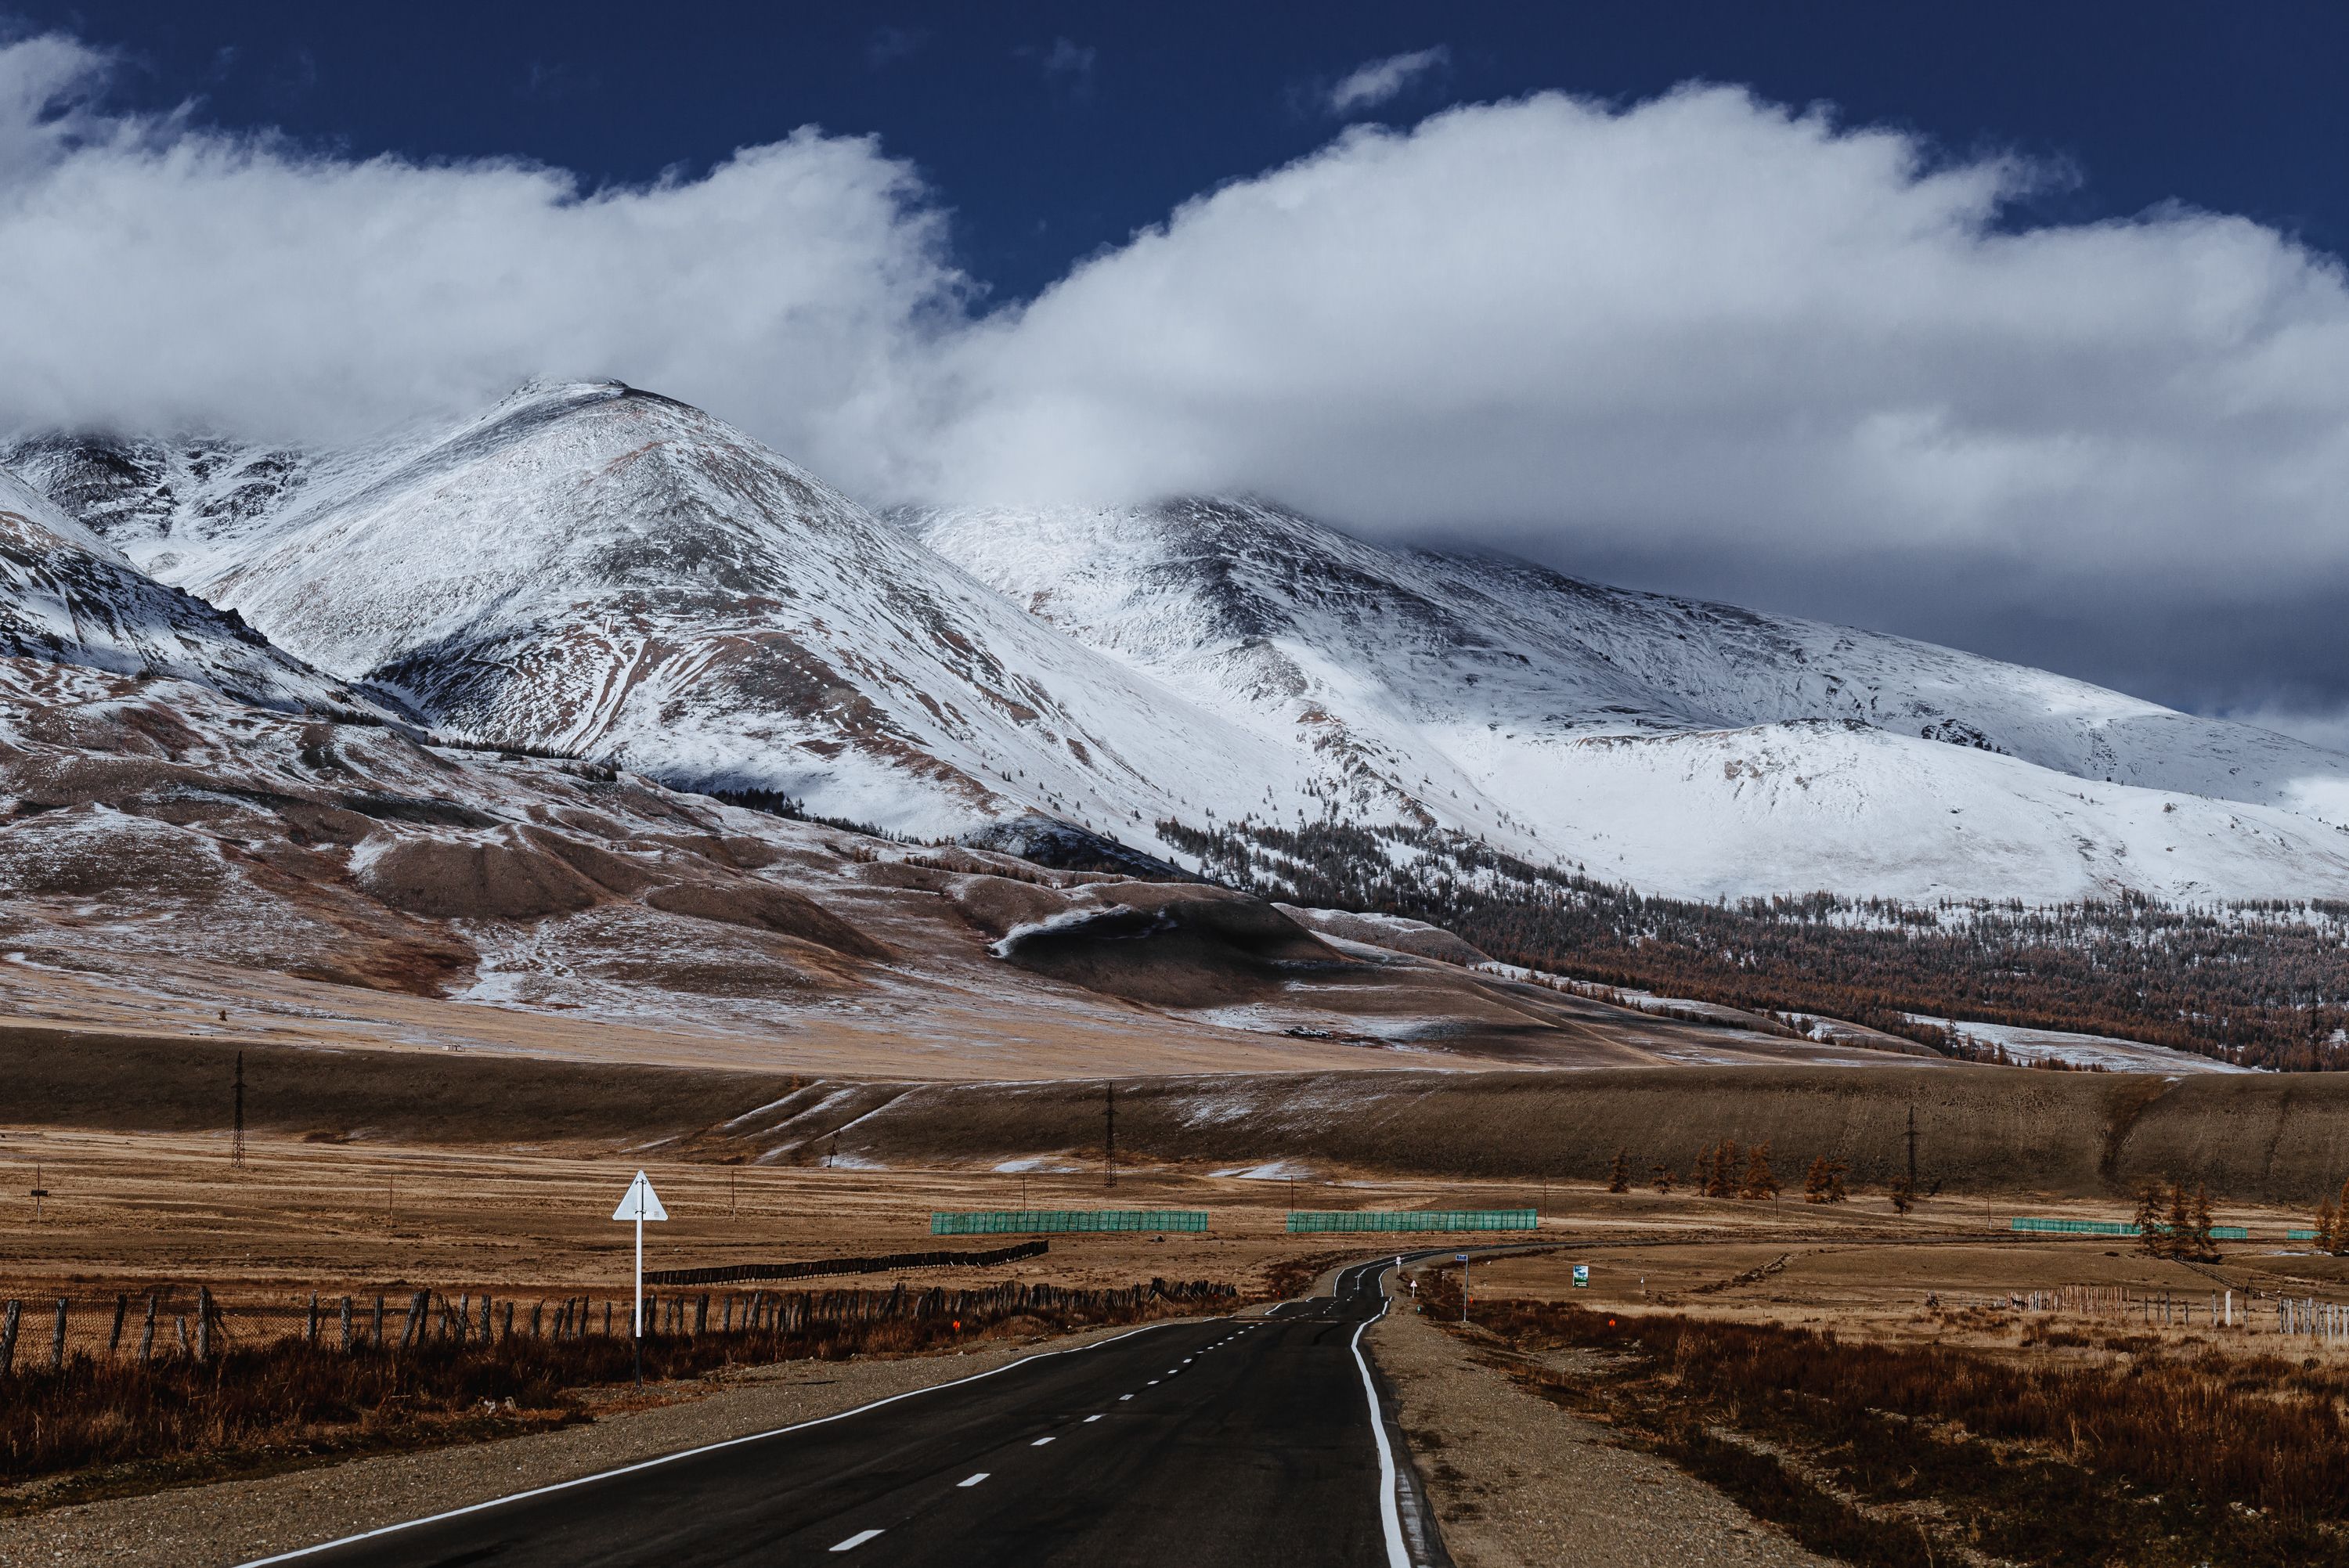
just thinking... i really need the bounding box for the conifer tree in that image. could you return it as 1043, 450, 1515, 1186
1741, 1143, 1778, 1200
2315, 1199, 2339, 1253
2134, 1180, 2170, 1257
1803, 1156, 1831, 1203
2166, 1181, 2195, 1260
1607, 1150, 1631, 1194
1819, 1159, 1849, 1202
1889, 1175, 1915, 1215
1651, 1162, 1676, 1195
2334, 1178, 2349, 1255
1709, 1139, 1741, 1198
2188, 1183, 2217, 1260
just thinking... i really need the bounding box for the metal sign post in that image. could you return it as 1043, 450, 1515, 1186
612, 1170, 669, 1386
1456, 1252, 1470, 1322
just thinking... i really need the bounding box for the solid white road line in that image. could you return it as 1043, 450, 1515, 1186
1031, 1436, 1056, 1447
1351, 1267, 1410, 1568
958, 1473, 989, 1487
831, 1529, 884, 1552
231, 1321, 1182, 1566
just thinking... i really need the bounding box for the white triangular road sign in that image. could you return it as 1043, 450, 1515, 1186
612, 1170, 668, 1222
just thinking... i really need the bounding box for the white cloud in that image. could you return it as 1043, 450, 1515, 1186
4, 34, 2349, 716
0, 33, 963, 483
1326, 47, 1449, 115
1023, 37, 1096, 88
926, 86, 2349, 710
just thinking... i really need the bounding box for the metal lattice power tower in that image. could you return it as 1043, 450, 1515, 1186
1103, 1083, 1117, 1191
232, 1051, 246, 1170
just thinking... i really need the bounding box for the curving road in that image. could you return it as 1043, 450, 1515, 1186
244, 1258, 1444, 1568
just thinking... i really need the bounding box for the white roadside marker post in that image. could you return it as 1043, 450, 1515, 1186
612, 1170, 669, 1387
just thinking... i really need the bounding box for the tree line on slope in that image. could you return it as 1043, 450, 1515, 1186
1156, 816, 2349, 1071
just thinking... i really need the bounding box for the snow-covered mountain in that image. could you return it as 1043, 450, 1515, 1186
13, 387, 2349, 904
13, 384, 1303, 834
905, 498, 2349, 902
0, 467, 386, 717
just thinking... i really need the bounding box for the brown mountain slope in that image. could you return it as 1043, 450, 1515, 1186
0, 657, 1907, 1078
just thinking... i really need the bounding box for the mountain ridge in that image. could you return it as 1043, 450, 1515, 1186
9, 384, 2347, 905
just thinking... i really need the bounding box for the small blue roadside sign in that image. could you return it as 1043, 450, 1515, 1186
1573, 1263, 1590, 1289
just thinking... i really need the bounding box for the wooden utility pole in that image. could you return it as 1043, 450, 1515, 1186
1103, 1083, 1117, 1191
1905, 1105, 1918, 1195
232, 1051, 246, 1170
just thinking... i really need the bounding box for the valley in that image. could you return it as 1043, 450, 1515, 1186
7, 379, 2349, 1566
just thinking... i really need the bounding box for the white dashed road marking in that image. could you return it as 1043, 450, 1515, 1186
831, 1530, 883, 1552
1031, 1436, 1055, 1447
1084, 1415, 1103, 1422
958, 1473, 989, 1488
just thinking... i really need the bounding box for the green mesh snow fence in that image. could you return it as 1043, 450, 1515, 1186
930, 1210, 1209, 1235
1285, 1209, 1537, 1234
2011, 1217, 2139, 1236
2011, 1217, 2247, 1240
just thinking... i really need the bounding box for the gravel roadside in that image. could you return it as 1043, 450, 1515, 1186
0, 1320, 1182, 1568
1369, 1280, 1832, 1568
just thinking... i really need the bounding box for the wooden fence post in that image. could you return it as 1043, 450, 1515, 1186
49, 1299, 67, 1372
108, 1293, 128, 1357
306, 1293, 320, 1346
0, 1299, 18, 1376
373, 1294, 386, 1348
341, 1296, 355, 1353
478, 1294, 492, 1343
603, 1300, 613, 1336
196, 1287, 212, 1363
139, 1293, 157, 1363
501, 1301, 514, 1342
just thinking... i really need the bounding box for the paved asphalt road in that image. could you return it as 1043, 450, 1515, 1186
249, 1258, 1433, 1568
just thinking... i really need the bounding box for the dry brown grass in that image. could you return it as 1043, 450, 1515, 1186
0, 1281, 1224, 1509
1436, 1275, 2349, 1566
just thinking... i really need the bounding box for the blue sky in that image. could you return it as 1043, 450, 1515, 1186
23, 1, 2349, 304
5, 3, 2349, 735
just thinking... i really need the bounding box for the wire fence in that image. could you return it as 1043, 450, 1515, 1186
0, 1276, 1240, 1376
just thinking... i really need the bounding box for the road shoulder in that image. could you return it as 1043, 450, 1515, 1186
0, 1321, 1180, 1568
1369, 1280, 1831, 1568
